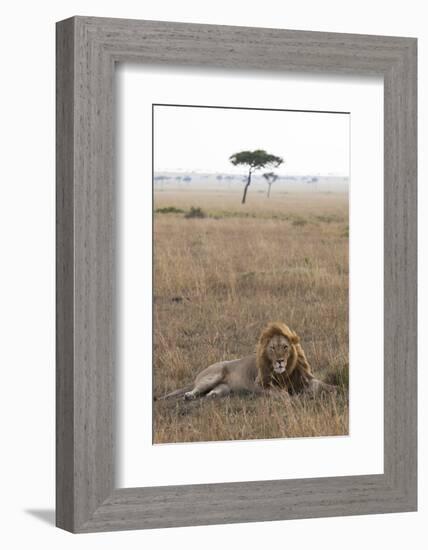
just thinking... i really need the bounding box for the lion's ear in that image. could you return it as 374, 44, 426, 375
290, 331, 300, 344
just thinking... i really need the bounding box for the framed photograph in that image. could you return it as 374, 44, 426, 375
56, 17, 417, 532
150, 102, 350, 445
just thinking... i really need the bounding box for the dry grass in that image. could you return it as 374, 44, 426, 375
153, 188, 349, 444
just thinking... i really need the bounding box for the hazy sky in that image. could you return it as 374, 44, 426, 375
153, 105, 350, 176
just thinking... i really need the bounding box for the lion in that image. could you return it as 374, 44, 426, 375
254, 321, 333, 394
156, 322, 335, 400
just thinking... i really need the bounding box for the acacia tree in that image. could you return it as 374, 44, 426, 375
229, 149, 283, 204
263, 171, 279, 198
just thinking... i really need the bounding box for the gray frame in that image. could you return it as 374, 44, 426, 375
56, 16, 417, 533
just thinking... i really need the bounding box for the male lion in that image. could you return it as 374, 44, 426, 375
156, 322, 335, 400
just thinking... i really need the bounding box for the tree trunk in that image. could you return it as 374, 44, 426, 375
242, 170, 252, 204
267, 182, 272, 198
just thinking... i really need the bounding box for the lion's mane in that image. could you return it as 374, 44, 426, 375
256, 321, 314, 393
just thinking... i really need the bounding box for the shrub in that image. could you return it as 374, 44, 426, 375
185, 207, 207, 219
315, 214, 342, 224
292, 217, 307, 227
155, 206, 185, 214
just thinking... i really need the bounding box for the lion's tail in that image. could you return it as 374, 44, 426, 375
154, 384, 193, 401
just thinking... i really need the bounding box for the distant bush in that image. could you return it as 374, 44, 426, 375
185, 207, 207, 219
155, 206, 185, 214
315, 214, 341, 224
214, 210, 256, 219
292, 217, 307, 227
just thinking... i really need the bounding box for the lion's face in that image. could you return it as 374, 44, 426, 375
265, 334, 292, 373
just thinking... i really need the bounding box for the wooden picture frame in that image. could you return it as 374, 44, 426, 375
56, 16, 417, 533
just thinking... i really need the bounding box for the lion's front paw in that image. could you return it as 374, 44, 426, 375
184, 391, 196, 401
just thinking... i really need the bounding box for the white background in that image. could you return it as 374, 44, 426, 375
153, 102, 350, 175
0, 1, 425, 549
118, 67, 383, 488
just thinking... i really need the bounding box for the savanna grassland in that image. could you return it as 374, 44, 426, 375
153, 187, 349, 444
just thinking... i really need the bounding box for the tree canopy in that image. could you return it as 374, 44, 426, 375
229, 149, 283, 204
263, 171, 279, 198
229, 149, 283, 170
263, 171, 279, 183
